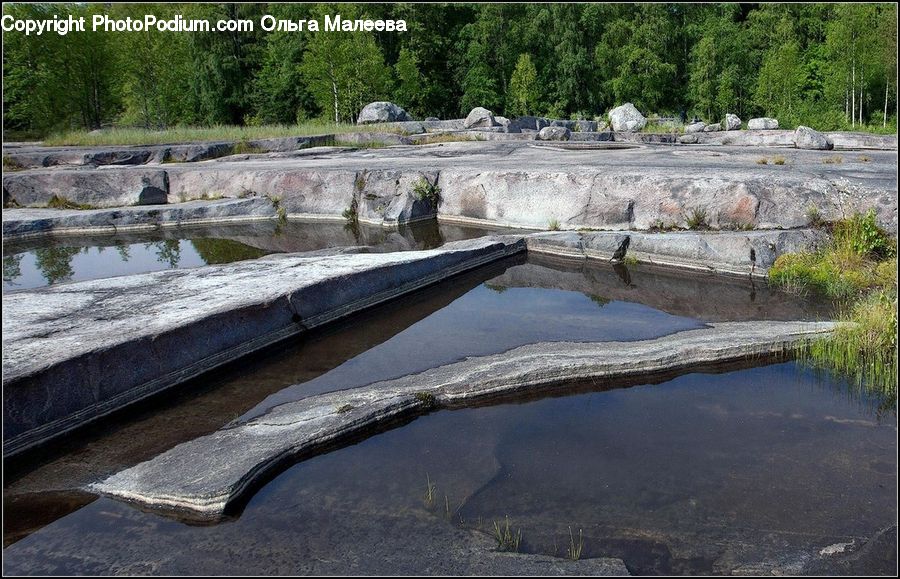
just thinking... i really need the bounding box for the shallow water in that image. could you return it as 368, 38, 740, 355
1, 220, 507, 292
3, 363, 896, 575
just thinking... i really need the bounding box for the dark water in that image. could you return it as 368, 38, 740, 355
4, 255, 878, 574
1, 220, 507, 292
3, 363, 896, 575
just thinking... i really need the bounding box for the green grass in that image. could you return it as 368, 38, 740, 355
769, 210, 897, 401
2, 155, 25, 171
567, 527, 584, 561
684, 207, 709, 230
412, 177, 441, 208
641, 121, 684, 134
423, 474, 437, 508
548, 218, 561, 231
42, 122, 404, 147
46, 195, 96, 210
492, 516, 522, 552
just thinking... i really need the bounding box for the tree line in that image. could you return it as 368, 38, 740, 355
3, 2, 897, 137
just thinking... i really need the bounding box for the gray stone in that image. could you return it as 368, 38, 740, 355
725, 113, 742, 131
685, 122, 707, 134
357, 101, 412, 124
608, 103, 647, 132
92, 320, 835, 518
2, 198, 277, 240
424, 117, 440, 121
703, 122, 722, 132
748, 117, 779, 130
537, 126, 572, 141
2, 168, 168, 208
574, 120, 597, 132
549, 119, 577, 130
526, 228, 828, 277
464, 107, 497, 129
794, 125, 834, 150
2, 236, 525, 456
678, 134, 699, 144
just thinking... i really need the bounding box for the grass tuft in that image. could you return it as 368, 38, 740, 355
684, 206, 709, 230
492, 516, 522, 552
568, 527, 584, 561
770, 210, 897, 401
548, 218, 561, 231
46, 195, 96, 210
823, 154, 843, 164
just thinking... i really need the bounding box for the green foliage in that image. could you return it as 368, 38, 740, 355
833, 210, 897, 260
492, 516, 522, 552
684, 207, 709, 230
412, 178, 441, 208
507, 54, 539, 117
46, 195, 95, 210
2, 3, 897, 135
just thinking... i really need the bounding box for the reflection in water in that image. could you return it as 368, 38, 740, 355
2, 220, 510, 292
2, 363, 895, 575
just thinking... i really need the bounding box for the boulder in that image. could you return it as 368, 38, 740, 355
608, 103, 647, 132
725, 114, 741, 131
703, 123, 722, 132
748, 117, 779, 130
685, 122, 707, 134
357, 102, 412, 124
537, 126, 571, 141
678, 134, 699, 144
550, 119, 577, 130
464, 107, 497, 129
794, 126, 833, 150
575, 120, 597, 132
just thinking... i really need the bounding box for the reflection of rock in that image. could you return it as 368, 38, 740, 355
488, 256, 833, 321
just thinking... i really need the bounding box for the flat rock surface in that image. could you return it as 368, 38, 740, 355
5, 141, 895, 232
2, 236, 524, 454
94, 320, 835, 519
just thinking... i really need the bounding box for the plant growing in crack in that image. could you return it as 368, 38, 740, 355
568, 526, 584, 560
492, 516, 522, 552
412, 177, 441, 209
684, 206, 709, 230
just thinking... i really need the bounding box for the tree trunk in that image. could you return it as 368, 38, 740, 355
329, 62, 339, 124
851, 56, 856, 128
885, 78, 890, 128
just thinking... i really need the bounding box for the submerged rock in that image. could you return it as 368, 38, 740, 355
609, 103, 647, 132
357, 102, 412, 124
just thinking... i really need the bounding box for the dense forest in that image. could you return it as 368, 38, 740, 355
3, 2, 897, 137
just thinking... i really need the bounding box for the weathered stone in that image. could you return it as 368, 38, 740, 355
679, 134, 699, 144
357, 101, 412, 124
549, 119, 577, 130
2, 168, 168, 208
537, 126, 572, 141
2, 236, 525, 456
526, 228, 828, 277
92, 320, 835, 518
703, 122, 722, 132
685, 122, 707, 134
424, 117, 440, 122
2, 198, 276, 240
464, 107, 497, 129
748, 117, 779, 130
608, 103, 647, 132
574, 120, 597, 132
725, 113, 742, 131
794, 125, 834, 150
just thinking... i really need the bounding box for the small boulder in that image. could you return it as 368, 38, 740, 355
725, 114, 741, 131
678, 134, 699, 144
748, 117, 779, 130
794, 125, 833, 150
703, 123, 722, 132
464, 107, 496, 129
608, 103, 647, 132
685, 122, 706, 134
575, 120, 597, 132
537, 126, 571, 141
357, 102, 412, 124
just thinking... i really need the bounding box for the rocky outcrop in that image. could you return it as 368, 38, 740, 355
794, 126, 834, 150
748, 117, 779, 130
92, 320, 835, 519
725, 114, 742, 131
357, 101, 412, 124
2, 236, 525, 456
537, 126, 571, 141
685, 122, 706, 134
609, 103, 647, 132
464, 107, 497, 129
2, 168, 167, 208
